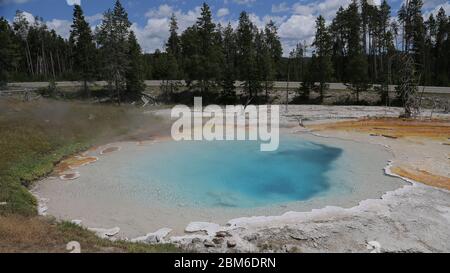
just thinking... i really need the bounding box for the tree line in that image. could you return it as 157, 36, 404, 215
0, 0, 449, 105
295, 0, 450, 105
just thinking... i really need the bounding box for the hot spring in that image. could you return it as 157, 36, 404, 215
127, 136, 342, 208
35, 133, 406, 236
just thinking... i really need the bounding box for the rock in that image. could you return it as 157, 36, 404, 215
0, 202, 7, 206
227, 240, 237, 248
212, 237, 224, 245
191, 238, 202, 244
367, 241, 382, 253
244, 234, 258, 242
131, 228, 172, 244
37, 203, 48, 216
204, 240, 215, 248
185, 222, 221, 236
88, 227, 120, 239
71, 220, 82, 226
215, 231, 232, 238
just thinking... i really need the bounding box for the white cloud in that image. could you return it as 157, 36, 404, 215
144, 4, 174, 18
22, 10, 35, 24
13, 10, 35, 24
46, 18, 72, 38
275, 0, 351, 55
248, 13, 286, 29
423, 2, 450, 18
85, 13, 103, 24
217, 8, 230, 18
66, 0, 81, 6
133, 5, 202, 53
278, 14, 317, 55
0, 0, 32, 6
423, 0, 448, 10
233, 0, 256, 6
366, 0, 381, 5
292, 0, 351, 21
272, 2, 290, 13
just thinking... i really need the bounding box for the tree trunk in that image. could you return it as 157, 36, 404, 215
84, 79, 90, 98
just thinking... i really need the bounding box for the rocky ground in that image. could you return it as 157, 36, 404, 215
170, 181, 450, 253
154, 105, 450, 253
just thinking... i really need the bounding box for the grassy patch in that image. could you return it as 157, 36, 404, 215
0, 98, 176, 252
0, 215, 180, 253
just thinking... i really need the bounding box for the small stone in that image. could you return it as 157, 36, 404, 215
244, 234, 258, 242
145, 235, 158, 244
0, 202, 7, 206
215, 231, 231, 238
212, 237, 224, 245
367, 241, 382, 253
191, 238, 202, 244
227, 240, 237, 248
204, 240, 215, 248
71, 220, 82, 226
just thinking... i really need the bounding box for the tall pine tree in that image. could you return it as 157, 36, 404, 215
312, 15, 333, 102
96, 0, 131, 104
69, 4, 96, 97
125, 31, 144, 100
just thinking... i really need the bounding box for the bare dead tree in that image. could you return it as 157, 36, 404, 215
396, 54, 421, 118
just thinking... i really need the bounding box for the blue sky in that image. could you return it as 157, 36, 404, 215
1, 0, 449, 55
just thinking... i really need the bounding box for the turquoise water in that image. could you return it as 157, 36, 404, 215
127, 136, 343, 208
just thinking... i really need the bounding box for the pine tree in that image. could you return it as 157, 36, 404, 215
424, 14, 436, 84
409, 0, 426, 78
164, 13, 182, 96
435, 8, 449, 85
345, 0, 371, 103
220, 23, 237, 104
330, 7, 346, 82
0, 17, 21, 86
312, 15, 333, 102
236, 11, 256, 99
96, 0, 131, 104
125, 31, 144, 100
195, 3, 221, 96
262, 21, 282, 102
166, 13, 181, 59
180, 25, 201, 87
253, 30, 266, 102
69, 4, 95, 97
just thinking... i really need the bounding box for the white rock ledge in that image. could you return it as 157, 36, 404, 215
131, 228, 172, 244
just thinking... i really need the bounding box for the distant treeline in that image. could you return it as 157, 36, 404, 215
0, 0, 449, 104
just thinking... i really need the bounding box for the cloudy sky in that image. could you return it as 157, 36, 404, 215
0, 0, 449, 56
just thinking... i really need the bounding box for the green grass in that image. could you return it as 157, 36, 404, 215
56, 221, 179, 253
0, 98, 177, 252
0, 124, 89, 215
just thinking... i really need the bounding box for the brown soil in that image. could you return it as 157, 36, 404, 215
391, 166, 450, 191
309, 118, 450, 141
54, 156, 98, 174
100, 146, 120, 154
